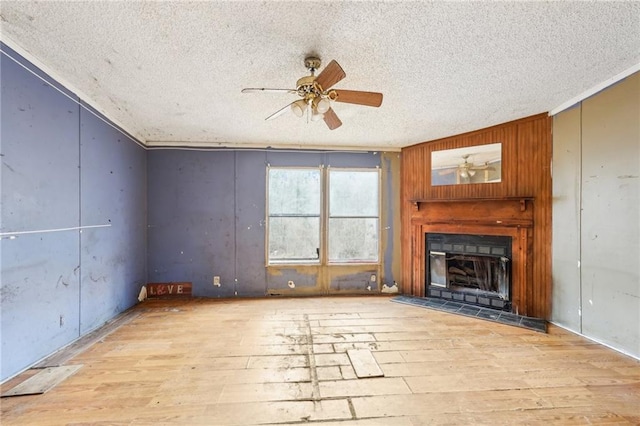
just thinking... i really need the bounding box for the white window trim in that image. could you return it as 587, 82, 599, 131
266, 165, 323, 265
326, 166, 381, 265
266, 165, 381, 266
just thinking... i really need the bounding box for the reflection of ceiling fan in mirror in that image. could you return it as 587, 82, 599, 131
241, 56, 383, 130
439, 154, 495, 179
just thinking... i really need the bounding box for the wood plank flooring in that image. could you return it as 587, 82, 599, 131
2, 297, 639, 425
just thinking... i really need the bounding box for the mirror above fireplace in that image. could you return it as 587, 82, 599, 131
431, 143, 502, 186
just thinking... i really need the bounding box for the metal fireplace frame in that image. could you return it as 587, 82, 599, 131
426, 233, 512, 311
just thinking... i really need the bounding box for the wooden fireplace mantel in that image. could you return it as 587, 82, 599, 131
409, 197, 535, 229
410, 196, 534, 212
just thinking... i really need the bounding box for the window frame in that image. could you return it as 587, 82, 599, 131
326, 167, 381, 264
266, 165, 323, 265
266, 165, 381, 266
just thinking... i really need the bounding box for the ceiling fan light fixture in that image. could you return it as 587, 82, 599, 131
459, 168, 476, 179
291, 99, 307, 117
314, 97, 331, 113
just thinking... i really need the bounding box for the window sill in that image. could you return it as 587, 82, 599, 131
266, 262, 380, 268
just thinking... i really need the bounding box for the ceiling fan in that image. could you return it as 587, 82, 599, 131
241, 56, 383, 130
439, 154, 495, 179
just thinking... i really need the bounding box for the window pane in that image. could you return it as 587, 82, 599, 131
329, 170, 378, 216
269, 217, 320, 262
269, 169, 320, 215
328, 218, 378, 262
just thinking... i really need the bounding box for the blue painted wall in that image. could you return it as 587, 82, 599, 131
79, 103, 147, 334
1, 44, 146, 381
147, 149, 399, 297
147, 150, 238, 297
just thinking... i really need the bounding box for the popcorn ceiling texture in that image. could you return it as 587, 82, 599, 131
1, 1, 638, 150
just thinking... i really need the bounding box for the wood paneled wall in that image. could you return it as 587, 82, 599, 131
401, 113, 552, 319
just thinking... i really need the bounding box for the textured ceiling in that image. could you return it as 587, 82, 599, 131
1, 1, 639, 151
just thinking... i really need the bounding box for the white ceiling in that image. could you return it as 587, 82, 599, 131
1, 1, 639, 151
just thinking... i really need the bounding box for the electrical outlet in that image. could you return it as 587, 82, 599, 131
213, 276, 221, 287
370, 274, 377, 282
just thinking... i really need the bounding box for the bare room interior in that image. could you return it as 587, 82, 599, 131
1, 2, 639, 424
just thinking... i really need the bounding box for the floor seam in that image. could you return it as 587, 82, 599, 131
303, 314, 321, 404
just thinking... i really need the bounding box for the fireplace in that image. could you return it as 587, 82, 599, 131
426, 233, 512, 311
407, 197, 537, 317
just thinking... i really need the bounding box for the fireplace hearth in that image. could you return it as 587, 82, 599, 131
426, 233, 512, 311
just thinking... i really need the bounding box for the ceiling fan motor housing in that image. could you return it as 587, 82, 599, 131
304, 56, 321, 73
296, 75, 317, 93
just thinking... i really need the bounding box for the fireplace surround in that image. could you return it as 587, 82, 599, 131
408, 197, 536, 317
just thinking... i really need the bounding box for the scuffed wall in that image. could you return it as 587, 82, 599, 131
552, 72, 640, 358
0, 44, 147, 381
79, 103, 147, 333
147, 150, 400, 296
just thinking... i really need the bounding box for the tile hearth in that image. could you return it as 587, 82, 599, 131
392, 295, 547, 333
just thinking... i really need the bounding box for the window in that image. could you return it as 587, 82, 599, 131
268, 168, 321, 263
328, 169, 379, 262
267, 167, 380, 264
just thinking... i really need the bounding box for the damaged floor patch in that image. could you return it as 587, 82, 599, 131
347, 349, 384, 378
1, 365, 83, 397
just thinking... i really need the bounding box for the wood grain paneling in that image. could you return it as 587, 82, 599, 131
401, 113, 552, 318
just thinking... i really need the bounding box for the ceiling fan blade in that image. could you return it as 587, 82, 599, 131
323, 108, 342, 130
438, 168, 457, 176
242, 88, 297, 94
333, 89, 383, 107
315, 60, 346, 91
265, 101, 295, 121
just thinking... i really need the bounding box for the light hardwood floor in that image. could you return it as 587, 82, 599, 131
2, 296, 639, 425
